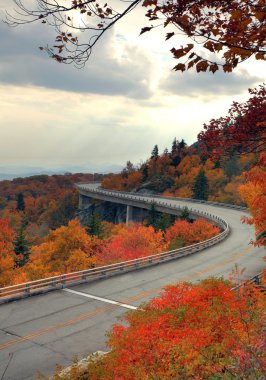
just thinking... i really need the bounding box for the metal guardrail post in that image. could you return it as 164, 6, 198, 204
24, 283, 30, 295
1, 185, 234, 303
253, 275, 260, 285
61, 275, 66, 288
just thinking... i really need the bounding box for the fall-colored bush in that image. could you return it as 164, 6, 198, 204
165, 218, 220, 249
96, 223, 168, 264
47, 279, 266, 380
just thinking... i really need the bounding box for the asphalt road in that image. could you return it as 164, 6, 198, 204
0, 195, 265, 380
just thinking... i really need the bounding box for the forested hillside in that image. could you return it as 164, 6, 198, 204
0, 173, 101, 244
102, 139, 255, 206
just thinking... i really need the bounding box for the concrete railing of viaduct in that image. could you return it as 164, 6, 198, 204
0, 182, 235, 303
76, 182, 244, 227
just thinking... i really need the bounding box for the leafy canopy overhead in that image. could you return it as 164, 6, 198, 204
198, 84, 266, 157
7, 0, 266, 70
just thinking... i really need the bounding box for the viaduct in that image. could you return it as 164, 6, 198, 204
0, 183, 265, 380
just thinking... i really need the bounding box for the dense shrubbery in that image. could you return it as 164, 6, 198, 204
46, 279, 266, 380
0, 217, 220, 287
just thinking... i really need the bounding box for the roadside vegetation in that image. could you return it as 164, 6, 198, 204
41, 278, 266, 380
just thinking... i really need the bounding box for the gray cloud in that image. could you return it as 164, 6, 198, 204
0, 21, 152, 99
159, 69, 262, 98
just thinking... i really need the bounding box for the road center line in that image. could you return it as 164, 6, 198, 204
0, 245, 257, 352
62, 288, 137, 310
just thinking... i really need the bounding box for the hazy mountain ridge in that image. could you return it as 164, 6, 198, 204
0, 163, 123, 180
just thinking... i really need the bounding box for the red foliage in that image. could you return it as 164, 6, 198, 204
87, 279, 265, 379
165, 218, 220, 249
96, 223, 167, 264
0, 219, 16, 286
198, 84, 266, 158
239, 152, 266, 245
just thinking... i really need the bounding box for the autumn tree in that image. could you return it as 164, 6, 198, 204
239, 153, 266, 244
7, 0, 266, 71
199, 84, 266, 158
192, 168, 209, 200
165, 218, 219, 249
96, 223, 167, 264
80, 279, 265, 379
0, 219, 16, 286
23, 219, 99, 279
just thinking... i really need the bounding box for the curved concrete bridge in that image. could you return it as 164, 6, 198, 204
0, 184, 265, 380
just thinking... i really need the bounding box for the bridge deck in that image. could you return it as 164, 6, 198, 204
0, 184, 264, 380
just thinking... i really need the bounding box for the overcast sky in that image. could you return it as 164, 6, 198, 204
0, 1, 265, 172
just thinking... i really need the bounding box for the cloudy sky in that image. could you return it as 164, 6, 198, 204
0, 1, 265, 172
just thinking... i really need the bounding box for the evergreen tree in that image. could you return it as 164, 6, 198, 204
16, 192, 25, 211
141, 163, 149, 182
146, 203, 159, 229
214, 160, 221, 169
156, 213, 175, 232
14, 225, 30, 267
86, 213, 103, 238
192, 169, 209, 200
180, 206, 190, 221
171, 138, 178, 155
179, 139, 186, 150
172, 155, 181, 167
151, 145, 159, 160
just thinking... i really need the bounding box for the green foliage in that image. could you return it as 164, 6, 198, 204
151, 145, 159, 160
180, 206, 190, 222
16, 192, 25, 211
45, 191, 79, 230
223, 155, 239, 179
146, 203, 159, 229
146, 203, 175, 231
86, 213, 104, 238
168, 237, 185, 250
192, 169, 209, 200
14, 223, 30, 267
154, 213, 175, 232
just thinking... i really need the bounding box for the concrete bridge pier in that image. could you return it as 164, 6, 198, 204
126, 205, 133, 225
78, 194, 93, 210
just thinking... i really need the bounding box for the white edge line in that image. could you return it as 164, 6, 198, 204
62, 288, 137, 310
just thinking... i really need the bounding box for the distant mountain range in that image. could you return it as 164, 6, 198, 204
0, 163, 123, 181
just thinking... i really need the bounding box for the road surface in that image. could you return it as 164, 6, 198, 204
0, 191, 265, 379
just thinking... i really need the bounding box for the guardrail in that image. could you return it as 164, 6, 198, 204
77, 183, 247, 211
3, 183, 245, 304
0, 212, 229, 304
77, 185, 240, 230
232, 271, 265, 291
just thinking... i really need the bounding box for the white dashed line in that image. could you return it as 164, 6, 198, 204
62, 288, 137, 310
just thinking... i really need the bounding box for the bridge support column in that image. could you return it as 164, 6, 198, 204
79, 194, 92, 210
126, 205, 133, 225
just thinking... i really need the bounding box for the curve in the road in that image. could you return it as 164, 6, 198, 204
0, 184, 265, 380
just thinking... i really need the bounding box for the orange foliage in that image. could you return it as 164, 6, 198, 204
165, 218, 220, 249
239, 153, 266, 244
23, 219, 99, 280
96, 223, 167, 264
87, 279, 265, 379
0, 173, 97, 238
0, 219, 17, 286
